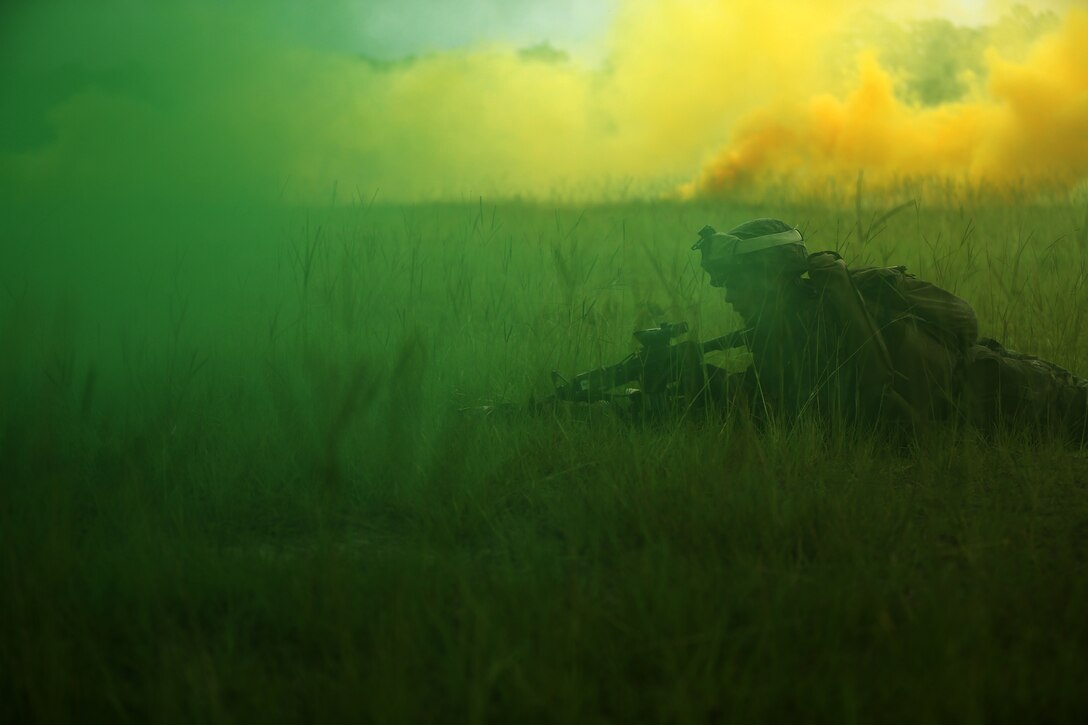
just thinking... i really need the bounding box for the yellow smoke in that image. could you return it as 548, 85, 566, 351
295, 0, 1088, 202
686, 7, 1088, 200
3, 0, 1086, 205
288, 0, 859, 201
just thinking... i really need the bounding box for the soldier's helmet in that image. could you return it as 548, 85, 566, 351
692, 218, 807, 287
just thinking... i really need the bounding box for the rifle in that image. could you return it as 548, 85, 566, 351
460, 322, 752, 417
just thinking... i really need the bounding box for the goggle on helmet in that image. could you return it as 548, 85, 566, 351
692, 221, 808, 286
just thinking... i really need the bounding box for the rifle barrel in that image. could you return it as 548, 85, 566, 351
556, 328, 751, 401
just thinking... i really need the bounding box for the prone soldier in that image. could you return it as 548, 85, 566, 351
690, 218, 1088, 444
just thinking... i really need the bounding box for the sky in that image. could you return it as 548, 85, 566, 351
1, 0, 1086, 206
346, 0, 618, 61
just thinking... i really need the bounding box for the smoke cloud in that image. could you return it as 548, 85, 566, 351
1, 1, 1084, 205
686, 6, 1088, 200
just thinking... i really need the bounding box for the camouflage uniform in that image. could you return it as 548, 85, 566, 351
693, 218, 1088, 444
962, 338, 1088, 444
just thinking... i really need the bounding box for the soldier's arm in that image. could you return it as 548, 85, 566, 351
807, 252, 919, 428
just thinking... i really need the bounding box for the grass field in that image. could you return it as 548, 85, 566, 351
4, 193, 1088, 722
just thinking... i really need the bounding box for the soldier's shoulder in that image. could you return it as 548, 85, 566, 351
847, 263, 915, 285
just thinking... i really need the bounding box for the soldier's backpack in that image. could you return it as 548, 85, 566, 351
803, 253, 977, 423
847, 264, 979, 357
847, 262, 1088, 443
